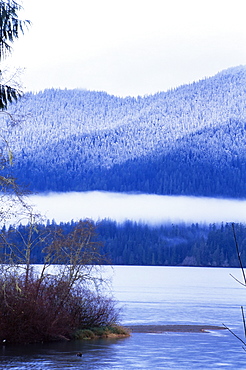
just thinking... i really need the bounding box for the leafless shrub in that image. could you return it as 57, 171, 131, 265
0, 219, 119, 344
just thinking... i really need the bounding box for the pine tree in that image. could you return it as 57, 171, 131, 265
0, 0, 30, 109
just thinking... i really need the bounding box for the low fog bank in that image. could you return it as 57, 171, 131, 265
28, 191, 246, 225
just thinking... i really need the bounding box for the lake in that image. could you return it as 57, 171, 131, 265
1, 266, 246, 369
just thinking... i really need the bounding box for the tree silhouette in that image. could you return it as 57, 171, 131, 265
0, 0, 30, 110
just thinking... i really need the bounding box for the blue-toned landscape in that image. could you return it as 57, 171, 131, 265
1, 266, 246, 369
2, 66, 246, 268
1, 1, 246, 368
3, 66, 246, 197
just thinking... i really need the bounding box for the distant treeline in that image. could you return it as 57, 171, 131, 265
1, 220, 246, 267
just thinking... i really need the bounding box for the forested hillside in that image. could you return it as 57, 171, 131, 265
2, 66, 246, 197
2, 220, 245, 267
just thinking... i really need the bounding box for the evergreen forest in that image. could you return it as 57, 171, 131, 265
1, 65, 246, 198
2, 220, 245, 268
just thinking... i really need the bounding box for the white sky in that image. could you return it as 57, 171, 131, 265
4, 0, 246, 97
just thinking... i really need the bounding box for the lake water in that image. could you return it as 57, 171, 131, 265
1, 266, 246, 369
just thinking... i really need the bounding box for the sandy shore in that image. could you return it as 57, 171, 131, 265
128, 325, 226, 333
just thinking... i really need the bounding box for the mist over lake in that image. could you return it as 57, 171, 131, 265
28, 191, 246, 225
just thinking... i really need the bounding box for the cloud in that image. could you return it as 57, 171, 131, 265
28, 191, 246, 225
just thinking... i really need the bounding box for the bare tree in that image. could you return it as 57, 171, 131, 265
0, 2, 121, 344
0, 217, 119, 343
223, 223, 246, 350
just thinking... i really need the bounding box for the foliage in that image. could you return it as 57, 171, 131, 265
0, 0, 30, 109
0, 1, 27, 58
0, 219, 121, 344
0, 271, 119, 343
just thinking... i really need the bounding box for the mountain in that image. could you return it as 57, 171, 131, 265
2, 65, 246, 197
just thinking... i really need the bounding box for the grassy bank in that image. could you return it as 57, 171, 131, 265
73, 325, 130, 340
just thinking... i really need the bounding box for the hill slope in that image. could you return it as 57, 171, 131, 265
2, 65, 246, 197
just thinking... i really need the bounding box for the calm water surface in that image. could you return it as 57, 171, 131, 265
1, 266, 246, 369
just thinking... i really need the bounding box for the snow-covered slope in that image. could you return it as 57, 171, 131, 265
2, 66, 246, 197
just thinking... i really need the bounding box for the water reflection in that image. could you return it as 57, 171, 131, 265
2, 332, 246, 370
1, 337, 129, 369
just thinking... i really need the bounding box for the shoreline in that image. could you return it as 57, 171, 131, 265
128, 325, 226, 333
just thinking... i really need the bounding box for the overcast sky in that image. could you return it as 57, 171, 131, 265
5, 0, 246, 97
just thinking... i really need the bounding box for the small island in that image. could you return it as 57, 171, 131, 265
128, 325, 226, 334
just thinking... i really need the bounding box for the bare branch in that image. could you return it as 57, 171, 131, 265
229, 273, 246, 287
241, 306, 246, 339
232, 222, 246, 285
222, 323, 246, 347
